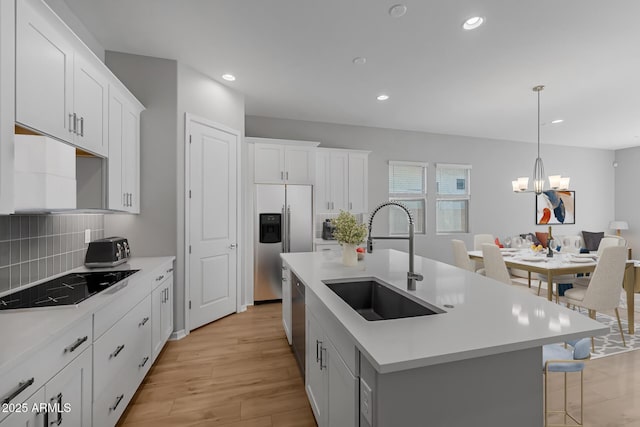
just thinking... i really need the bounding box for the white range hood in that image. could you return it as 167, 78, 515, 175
14, 134, 77, 212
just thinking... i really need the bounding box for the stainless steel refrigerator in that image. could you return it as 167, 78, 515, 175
254, 184, 313, 301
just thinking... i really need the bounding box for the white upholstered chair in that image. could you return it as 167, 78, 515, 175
572, 235, 628, 289
481, 243, 513, 285
451, 239, 474, 272
564, 245, 627, 351
473, 234, 494, 273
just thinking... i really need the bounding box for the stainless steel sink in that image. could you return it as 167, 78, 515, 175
322, 277, 444, 321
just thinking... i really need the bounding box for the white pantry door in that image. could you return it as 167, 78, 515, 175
188, 118, 238, 331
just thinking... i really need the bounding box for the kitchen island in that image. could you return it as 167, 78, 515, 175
281, 249, 608, 427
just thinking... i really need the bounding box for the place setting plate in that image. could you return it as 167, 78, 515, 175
520, 256, 546, 262
569, 257, 595, 263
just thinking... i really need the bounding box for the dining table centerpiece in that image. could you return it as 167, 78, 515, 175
331, 210, 368, 266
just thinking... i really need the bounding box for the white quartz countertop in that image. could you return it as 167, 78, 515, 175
281, 249, 608, 373
0, 256, 174, 373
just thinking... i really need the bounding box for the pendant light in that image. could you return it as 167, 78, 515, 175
512, 85, 570, 194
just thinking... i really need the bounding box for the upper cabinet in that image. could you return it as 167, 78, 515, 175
107, 85, 142, 213
249, 137, 319, 185
16, 0, 109, 157
0, 0, 15, 214
316, 148, 369, 214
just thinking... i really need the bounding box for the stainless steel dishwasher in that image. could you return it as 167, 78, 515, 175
291, 272, 305, 375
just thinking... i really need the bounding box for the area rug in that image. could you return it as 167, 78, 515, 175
584, 311, 640, 359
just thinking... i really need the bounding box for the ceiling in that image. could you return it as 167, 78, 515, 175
62, 0, 640, 150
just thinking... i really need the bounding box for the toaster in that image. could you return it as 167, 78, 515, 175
85, 237, 131, 268
322, 219, 336, 240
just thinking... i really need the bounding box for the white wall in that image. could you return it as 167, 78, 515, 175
44, 0, 105, 61
104, 52, 246, 334
103, 51, 180, 324
176, 63, 246, 314
614, 147, 640, 257
246, 116, 616, 264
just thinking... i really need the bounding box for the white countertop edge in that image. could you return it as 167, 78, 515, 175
282, 249, 609, 374
0, 256, 175, 374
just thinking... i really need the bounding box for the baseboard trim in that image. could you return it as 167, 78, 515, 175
170, 329, 187, 341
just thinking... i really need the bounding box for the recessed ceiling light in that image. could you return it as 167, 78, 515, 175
389, 4, 407, 18
352, 57, 367, 65
462, 16, 484, 30
551, 119, 564, 124
222, 74, 236, 82
377, 94, 389, 101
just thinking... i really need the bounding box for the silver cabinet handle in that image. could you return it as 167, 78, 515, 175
79, 117, 84, 137
69, 114, 75, 133
139, 356, 149, 369
350, 202, 353, 210
109, 394, 124, 413
110, 344, 125, 359
73, 113, 77, 134
123, 193, 126, 207
139, 317, 149, 327
286, 171, 289, 180
229, 243, 237, 249
50, 393, 63, 426
64, 336, 88, 353
157, 274, 165, 282
130, 193, 133, 207
280, 171, 284, 180
320, 345, 327, 370
2, 378, 34, 405
331, 202, 334, 210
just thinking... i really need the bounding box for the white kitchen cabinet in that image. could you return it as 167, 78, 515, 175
316, 149, 348, 213
0, 0, 15, 214
107, 84, 143, 213
152, 264, 174, 362
306, 307, 358, 427
44, 347, 92, 427
316, 148, 369, 214
249, 137, 319, 184
0, 387, 46, 427
73, 54, 109, 156
282, 263, 292, 345
16, 0, 137, 159
16, 0, 73, 143
347, 152, 368, 213
306, 307, 327, 424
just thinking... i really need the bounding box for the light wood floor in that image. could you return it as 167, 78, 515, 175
116, 302, 316, 427
117, 300, 640, 427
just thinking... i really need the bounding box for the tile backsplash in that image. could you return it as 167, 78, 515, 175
0, 214, 104, 293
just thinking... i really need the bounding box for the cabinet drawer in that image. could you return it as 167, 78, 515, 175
94, 273, 150, 339
93, 295, 151, 397
93, 365, 139, 427
151, 261, 174, 290
306, 290, 357, 376
0, 317, 91, 419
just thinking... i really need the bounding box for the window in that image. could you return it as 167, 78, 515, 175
388, 161, 427, 234
436, 163, 471, 233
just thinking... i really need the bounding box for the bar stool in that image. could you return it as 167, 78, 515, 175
543, 338, 591, 426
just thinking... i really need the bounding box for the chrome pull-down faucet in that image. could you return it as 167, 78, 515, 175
366, 201, 424, 290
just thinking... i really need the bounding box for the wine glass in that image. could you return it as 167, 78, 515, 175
513, 236, 523, 249
562, 237, 570, 250
574, 239, 582, 252
504, 236, 512, 248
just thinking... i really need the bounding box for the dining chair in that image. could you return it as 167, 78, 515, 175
473, 234, 494, 273
543, 338, 591, 427
564, 245, 627, 351
451, 239, 474, 272
572, 236, 628, 289
481, 243, 513, 285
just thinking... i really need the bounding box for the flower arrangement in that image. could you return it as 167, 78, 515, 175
331, 211, 367, 245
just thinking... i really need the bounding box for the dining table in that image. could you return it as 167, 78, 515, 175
468, 249, 637, 334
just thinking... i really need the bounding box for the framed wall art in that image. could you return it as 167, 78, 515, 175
536, 190, 575, 225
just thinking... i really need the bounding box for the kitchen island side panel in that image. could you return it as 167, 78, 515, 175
368, 346, 542, 427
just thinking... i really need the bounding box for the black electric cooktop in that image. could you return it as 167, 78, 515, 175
0, 270, 139, 310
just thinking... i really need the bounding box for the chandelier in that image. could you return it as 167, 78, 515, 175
512, 85, 570, 194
